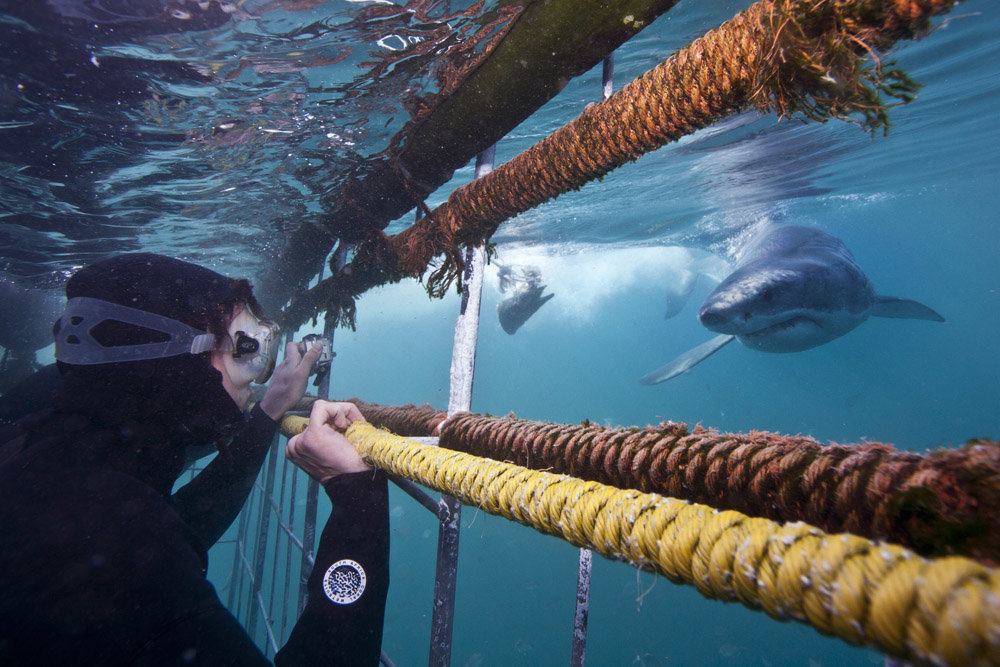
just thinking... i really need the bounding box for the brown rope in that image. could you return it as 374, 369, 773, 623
298, 0, 953, 317
345, 400, 1000, 566
347, 398, 449, 436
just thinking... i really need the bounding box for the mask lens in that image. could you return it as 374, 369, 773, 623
233, 331, 260, 357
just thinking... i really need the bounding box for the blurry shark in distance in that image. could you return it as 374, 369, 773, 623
640, 224, 944, 384
0, 276, 64, 394
496, 263, 554, 335
0, 277, 63, 358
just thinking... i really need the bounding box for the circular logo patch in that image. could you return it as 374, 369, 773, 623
322, 559, 366, 605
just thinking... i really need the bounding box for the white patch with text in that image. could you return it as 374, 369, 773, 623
322, 559, 366, 605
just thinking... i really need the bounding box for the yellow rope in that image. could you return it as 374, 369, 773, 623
279, 417, 1000, 664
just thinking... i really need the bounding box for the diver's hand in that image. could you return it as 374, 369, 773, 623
259, 341, 323, 420
286, 400, 370, 481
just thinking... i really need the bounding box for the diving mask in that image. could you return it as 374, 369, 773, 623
55, 297, 280, 385
221, 304, 280, 385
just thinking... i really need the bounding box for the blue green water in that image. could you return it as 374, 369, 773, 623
3, 0, 999, 664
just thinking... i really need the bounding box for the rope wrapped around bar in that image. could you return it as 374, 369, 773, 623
278, 418, 1000, 666
285, 0, 956, 327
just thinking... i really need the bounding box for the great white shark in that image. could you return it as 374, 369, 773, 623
639, 224, 945, 384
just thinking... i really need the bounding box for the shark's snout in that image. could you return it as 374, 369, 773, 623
698, 307, 729, 329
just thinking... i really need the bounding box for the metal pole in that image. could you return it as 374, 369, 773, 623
570, 548, 593, 666
297, 482, 320, 616
267, 453, 291, 649
428, 146, 494, 666
247, 332, 291, 639
280, 458, 297, 641
567, 58, 613, 664
298, 245, 347, 615
602, 53, 614, 101
227, 495, 252, 611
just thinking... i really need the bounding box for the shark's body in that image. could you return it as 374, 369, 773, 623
640, 225, 944, 384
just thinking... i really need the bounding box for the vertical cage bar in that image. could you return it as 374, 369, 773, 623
280, 457, 298, 641
227, 493, 252, 611
429, 146, 493, 666
266, 449, 292, 651
246, 331, 294, 639
567, 59, 612, 664
570, 548, 593, 666
247, 423, 284, 635
297, 250, 344, 615
297, 478, 319, 616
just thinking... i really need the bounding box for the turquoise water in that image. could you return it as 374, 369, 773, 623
3, 0, 999, 664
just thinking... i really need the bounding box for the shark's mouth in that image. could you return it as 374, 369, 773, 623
741, 315, 820, 340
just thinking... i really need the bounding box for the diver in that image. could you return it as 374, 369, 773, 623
0, 254, 388, 665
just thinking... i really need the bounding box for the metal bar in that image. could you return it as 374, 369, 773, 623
255, 477, 312, 561
248, 331, 293, 640
266, 437, 292, 649
235, 534, 254, 619
298, 275, 341, 615
446, 153, 492, 412
297, 453, 320, 615
568, 62, 611, 664
388, 473, 440, 516
570, 548, 593, 666
281, 459, 298, 641
256, 590, 281, 655
428, 145, 493, 667
228, 506, 251, 610
602, 54, 614, 101
247, 434, 281, 639
236, 547, 280, 654
429, 494, 462, 667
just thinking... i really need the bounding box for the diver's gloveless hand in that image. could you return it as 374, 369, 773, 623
259, 341, 323, 420
285, 400, 371, 481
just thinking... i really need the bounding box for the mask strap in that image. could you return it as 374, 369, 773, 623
55, 297, 217, 365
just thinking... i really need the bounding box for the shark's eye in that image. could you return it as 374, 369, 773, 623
762, 287, 774, 301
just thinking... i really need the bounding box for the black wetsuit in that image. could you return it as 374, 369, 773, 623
0, 405, 390, 665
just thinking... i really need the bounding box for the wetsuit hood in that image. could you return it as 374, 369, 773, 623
44, 254, 246, 493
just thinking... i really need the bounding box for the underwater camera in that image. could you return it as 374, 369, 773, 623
302, 334, 334, 377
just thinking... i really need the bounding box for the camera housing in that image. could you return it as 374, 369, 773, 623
302, 334, 334, 376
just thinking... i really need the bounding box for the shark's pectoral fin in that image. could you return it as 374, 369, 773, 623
639, 334, 735, 385
871, 296, 945, 322
663, 270, 697, 320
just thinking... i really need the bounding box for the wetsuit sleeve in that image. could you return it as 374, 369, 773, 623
171, 403, 278, 547
276, 469, 390, 667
